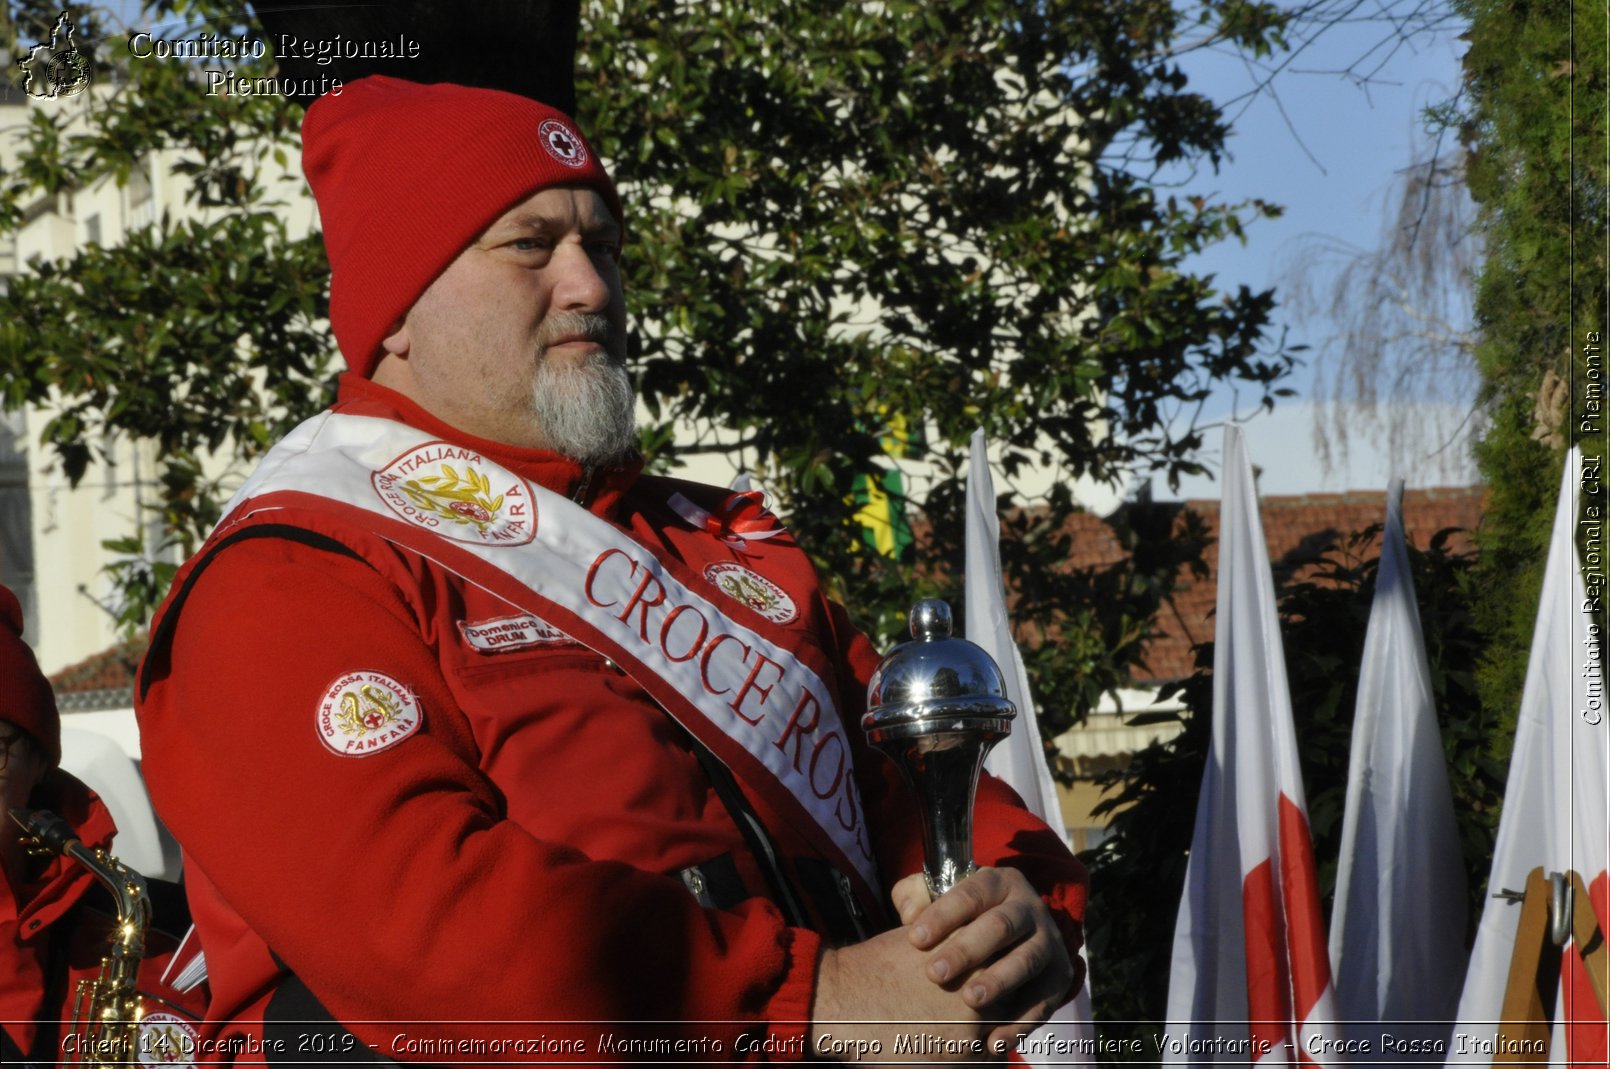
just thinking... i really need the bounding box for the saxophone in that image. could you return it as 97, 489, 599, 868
10, 806, 152, 1068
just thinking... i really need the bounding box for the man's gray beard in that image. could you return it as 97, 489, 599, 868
531, 350, 638, 467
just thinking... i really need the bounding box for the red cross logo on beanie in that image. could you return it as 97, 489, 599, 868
540, 119, 588, 168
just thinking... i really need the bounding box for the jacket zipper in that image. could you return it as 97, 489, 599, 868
572, 466, 594, 506
738, 809, 810, 928
835, 869, 870, 941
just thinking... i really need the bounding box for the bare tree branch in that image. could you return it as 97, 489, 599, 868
1282, 126, 1483, 480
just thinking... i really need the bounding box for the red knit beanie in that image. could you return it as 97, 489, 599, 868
0, 585, 60, 767
302, 76, 623, 377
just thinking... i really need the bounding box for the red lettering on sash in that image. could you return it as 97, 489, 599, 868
618, 567, 667, 640
836, 779, 862, 833
584, 548, 632, 608
774, 691, 822, 775
730, 651, 783, 726
659, 604, 710, 663
808, 732, 847, 799
699, 634, 747, 697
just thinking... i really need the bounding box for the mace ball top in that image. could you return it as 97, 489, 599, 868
910, 598, 953, 641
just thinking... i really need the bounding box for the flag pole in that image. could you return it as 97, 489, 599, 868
1494, 867, 1562, 1061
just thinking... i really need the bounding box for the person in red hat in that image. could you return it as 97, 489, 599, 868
136, 77, 1086, 1063
0, 585, 205, 1065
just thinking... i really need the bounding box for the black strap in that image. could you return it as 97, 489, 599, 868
677, 852, 747, 909
264, 963, 399, 1064
683, 732, 813, 928
795, 855, 872, 944
139, 524, 369, 703
685, 736, 876, 941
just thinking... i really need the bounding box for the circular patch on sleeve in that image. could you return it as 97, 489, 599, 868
704, 562, 799, 625
138, 1013, 199, 1065
317, 671, 424, 757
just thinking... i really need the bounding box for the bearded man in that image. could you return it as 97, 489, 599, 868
136, 77, 1086, 1064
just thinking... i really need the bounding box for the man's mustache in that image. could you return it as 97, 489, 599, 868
538, 312, 619, 352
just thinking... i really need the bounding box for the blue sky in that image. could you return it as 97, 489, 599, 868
1155, 10, 1478, 498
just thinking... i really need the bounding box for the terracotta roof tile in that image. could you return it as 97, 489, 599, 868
48, 638, 143, 697
1124, 487, 1485, 683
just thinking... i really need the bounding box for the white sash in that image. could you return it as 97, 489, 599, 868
217, 411, 879, 896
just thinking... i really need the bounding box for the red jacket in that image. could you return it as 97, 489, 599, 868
0, 770, 206, 1065
136, 376, 1086, 1062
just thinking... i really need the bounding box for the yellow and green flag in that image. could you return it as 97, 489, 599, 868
851, 411, 919, 561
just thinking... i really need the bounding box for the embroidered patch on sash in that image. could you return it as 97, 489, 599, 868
371, 442, 535, 546
704, 562, 798, 625
317, 672, 423, 757
459, 613, 573, 652
138, 1012, 199, 1065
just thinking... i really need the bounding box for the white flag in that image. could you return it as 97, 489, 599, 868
1329, 478, 1466, 1055
965, 429, 1096, 1065
1164, 425, 1343, 1065
1447, 449, 1609, 1066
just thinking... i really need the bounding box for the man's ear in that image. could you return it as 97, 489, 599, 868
380, 318, 410, 358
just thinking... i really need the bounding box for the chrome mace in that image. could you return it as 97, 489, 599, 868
862, 598, 1016, 898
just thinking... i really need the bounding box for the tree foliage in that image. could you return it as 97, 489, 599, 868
2, 0, 1297, 738
1454, 0, 1607, 714
574, 0, 1297, 749
0, 0, 329, 629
